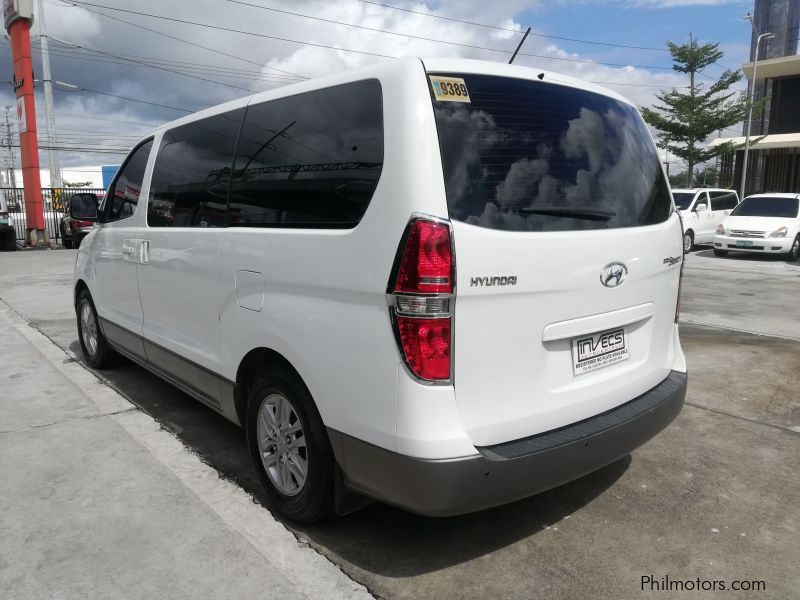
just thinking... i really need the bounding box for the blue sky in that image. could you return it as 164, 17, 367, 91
526, 1, 754, 71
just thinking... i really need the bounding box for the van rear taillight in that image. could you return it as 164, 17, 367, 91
395, 220, 452, 293
396, 317, 451, 380
388, 217, 454, 382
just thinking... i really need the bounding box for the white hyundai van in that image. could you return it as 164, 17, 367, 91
72, 58, 687, 523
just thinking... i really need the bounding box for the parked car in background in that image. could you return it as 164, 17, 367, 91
0, 188, 14, 228
0, 188, 16, 251
714, 193, 800, 261
672, 188, 739, 253
60, 193, 97, 248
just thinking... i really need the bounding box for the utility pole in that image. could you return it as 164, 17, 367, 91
35, 0, 62, 188
3, 105, 18, 187
5, 0, 48, 245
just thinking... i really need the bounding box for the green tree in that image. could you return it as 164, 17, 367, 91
641, 36, 747, 188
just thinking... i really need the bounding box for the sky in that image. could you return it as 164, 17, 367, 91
0, 0, 757, 178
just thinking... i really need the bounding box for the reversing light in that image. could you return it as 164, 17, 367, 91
388, 217, 454, 382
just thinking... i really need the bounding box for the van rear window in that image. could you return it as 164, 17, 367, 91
430, 73, 672, 232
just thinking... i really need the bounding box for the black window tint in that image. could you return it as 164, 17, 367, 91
672, 192, 695, 210
148, 109, 245, 228
710, 191, 737, 211
431, 74, 672, 232
103, 140, 153, 222
731, 197, 799, 218
229, 79, 383, 228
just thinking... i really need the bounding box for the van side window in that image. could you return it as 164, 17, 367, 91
229, 79, 383, 228
103, 139, 153, 223
148, 109, 245, 228
710, 191, 737, 210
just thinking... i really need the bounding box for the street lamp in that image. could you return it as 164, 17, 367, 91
740, 13, 773, 200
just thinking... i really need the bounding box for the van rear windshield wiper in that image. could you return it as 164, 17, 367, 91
504, 204, 617, 221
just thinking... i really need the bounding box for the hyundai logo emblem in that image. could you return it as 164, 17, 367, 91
600, 263, 628, 288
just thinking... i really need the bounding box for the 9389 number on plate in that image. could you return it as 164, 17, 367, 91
429, 76, 471, 103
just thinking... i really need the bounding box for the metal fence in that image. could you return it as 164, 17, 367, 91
1, 187, 106, 244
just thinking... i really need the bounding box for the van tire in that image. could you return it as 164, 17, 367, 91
713, 249, 728, 257
787, 235, 800, 262
683, 231, 694, 254
246, 367, 334, 524
76, 289, 118, 369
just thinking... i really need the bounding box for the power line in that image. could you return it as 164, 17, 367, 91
37, 40, 302, 81
68, 1, 396, 59
58, 0, 309, 79
355, 0, 669, 52
225, 0, 521, 54
29, 42, 302, 84
79, 46, 256, 92
53, 84, 193, 113
55, 111, 160, 127
68, 1, 675, 71
8, 143, 130, 154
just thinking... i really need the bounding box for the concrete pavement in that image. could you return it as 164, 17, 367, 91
1, 248, 798, 600
0, 262, 371, 599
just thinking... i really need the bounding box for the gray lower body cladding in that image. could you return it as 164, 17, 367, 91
328, 370, 687, 517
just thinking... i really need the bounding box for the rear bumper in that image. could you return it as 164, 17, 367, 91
330, 370, 686, 517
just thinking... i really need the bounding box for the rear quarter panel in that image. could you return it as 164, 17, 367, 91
218, 58, 451, 451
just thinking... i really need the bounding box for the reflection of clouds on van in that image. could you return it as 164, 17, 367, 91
434, 74, 671, 232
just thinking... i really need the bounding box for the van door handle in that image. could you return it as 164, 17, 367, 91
140, 239, 150, 265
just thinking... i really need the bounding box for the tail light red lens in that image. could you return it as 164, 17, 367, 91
389, 217, 454, 382
396, 316, 451, 380
395, 220, 452, 293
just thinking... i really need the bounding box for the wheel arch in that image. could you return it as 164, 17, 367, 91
234, 347, 316, 429
74, 278, 90, 306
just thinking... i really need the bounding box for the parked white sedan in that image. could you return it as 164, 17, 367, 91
714, 193, 800, 261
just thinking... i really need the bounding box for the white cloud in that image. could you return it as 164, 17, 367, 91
0, 0, 717, 169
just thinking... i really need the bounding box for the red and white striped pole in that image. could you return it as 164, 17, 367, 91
5, 0, 47, 245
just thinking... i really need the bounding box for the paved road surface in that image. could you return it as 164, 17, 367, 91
1, 248, 797, 599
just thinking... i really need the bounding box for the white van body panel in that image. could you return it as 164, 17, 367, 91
79, 139, 158, 360
451, 216, 684, 447
217, 58, 453, 452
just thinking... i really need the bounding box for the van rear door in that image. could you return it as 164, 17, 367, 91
428, 71, 682, 447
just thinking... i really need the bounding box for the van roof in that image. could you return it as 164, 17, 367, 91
745, 193, 800, 199
145, 56, 637, 142
672, 188, 736, 193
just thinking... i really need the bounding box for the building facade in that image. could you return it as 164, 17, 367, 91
714, 0, 800, 195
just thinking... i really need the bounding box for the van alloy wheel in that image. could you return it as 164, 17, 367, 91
683, 231, 693, 254
75, 290, 118, 369
80, 303, 99, 358
256, 393, 307, 496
